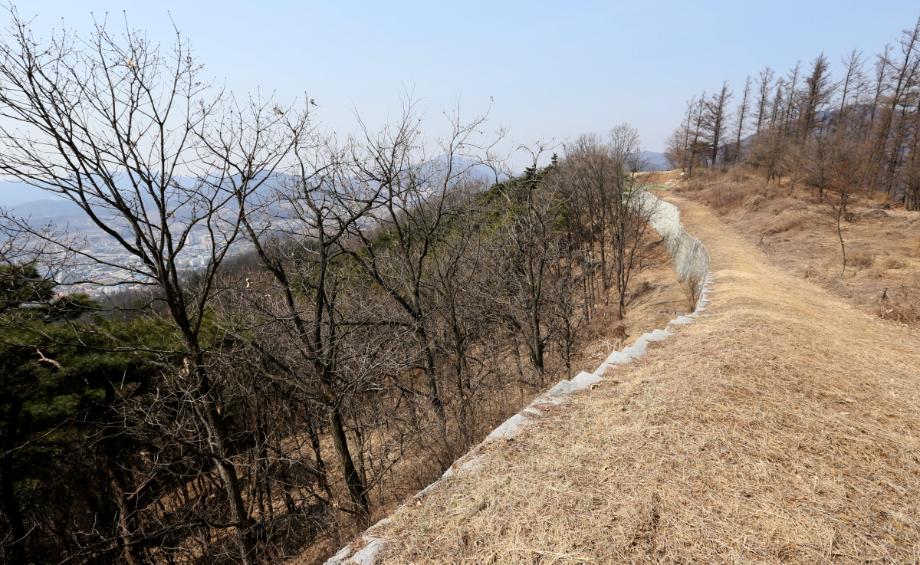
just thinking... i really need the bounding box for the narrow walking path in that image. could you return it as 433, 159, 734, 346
365, 196, 920, 563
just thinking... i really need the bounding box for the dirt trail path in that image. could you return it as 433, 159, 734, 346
370, 196, 920, 564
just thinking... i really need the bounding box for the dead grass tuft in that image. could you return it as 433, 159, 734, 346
762, 210, 809, 235
847, 250, 875, 270
877, 255, 909, 270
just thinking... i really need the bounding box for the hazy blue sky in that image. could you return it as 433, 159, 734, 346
9, 1, 920, 158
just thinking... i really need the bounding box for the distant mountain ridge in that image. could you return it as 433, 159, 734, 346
639, 151, 670, 172
1, 156, 501, 221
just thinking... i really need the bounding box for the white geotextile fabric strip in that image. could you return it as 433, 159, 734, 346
326, 191, 711, 565
644, 193, 710, 288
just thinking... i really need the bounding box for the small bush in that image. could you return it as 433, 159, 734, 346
763, 213, 806, 235
727, 168, 749, 183
879, 285, 920, 325
681, 275, 704, 311
878, 256, 909, 270
694, 181, 745, 212
848, 251, 874, 270
747, 194, 766, 210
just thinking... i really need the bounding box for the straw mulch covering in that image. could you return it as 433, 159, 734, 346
369, 196, 920, 564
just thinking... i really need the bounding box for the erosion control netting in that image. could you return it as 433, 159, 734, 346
644, 192, 710, 292
326, 190, 711, 565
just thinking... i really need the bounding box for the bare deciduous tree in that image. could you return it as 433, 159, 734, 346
0, 11, 306, 562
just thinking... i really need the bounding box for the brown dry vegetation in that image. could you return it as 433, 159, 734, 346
570, 232, 690, 372
358, 194, 920, 564
293, 229, 690, 564
675, 168, 920, 326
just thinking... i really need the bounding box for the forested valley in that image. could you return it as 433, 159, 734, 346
0, 11, 666, 564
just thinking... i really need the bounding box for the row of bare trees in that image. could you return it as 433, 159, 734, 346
667, 16, 920, 210
0, 11, 657, 564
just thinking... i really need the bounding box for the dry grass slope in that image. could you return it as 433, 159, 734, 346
676, 169, 920, 327
366, 195, 920, 564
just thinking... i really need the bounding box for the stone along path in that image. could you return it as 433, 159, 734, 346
342, 195, 920, 564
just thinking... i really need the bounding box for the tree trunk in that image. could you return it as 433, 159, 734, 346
305, 416, 334, 501
190, 352, 255, 565
328, 407, 369, 523
0, 399, 27, 565
417, 325, 449, 447
109, 474, 144, 565
101, 382, 146, 565
906, 175, 920, 211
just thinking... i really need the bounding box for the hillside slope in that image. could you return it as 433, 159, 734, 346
674, 169, 920, 327
354, 194, 920, 563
